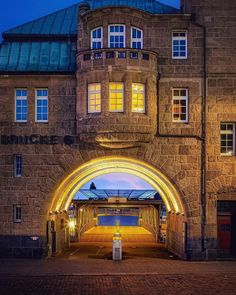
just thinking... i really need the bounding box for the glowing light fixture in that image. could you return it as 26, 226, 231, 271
50, 156, 185, 216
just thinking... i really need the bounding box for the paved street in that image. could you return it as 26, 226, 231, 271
0, 241, 236, 294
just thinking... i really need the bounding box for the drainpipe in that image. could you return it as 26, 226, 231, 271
190, 14, 207, 255
156, 14, 207, 256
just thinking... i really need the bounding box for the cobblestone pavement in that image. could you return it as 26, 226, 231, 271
1, 243, 236, 295
1, 273, 236, 295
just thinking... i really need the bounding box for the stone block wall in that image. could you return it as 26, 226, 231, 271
0, 1, 236, 259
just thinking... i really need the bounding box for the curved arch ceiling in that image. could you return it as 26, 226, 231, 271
50, 156, 185, 214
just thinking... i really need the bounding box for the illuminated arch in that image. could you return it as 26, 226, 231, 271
50, 156, 185, 214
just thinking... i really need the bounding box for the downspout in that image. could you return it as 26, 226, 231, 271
156, 14, 207, 256
191, 15, 207, 254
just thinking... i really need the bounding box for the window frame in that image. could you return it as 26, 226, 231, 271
131, 27, 143, 49
172, 88, 188, 123
88, 83, 102, 114
35, 88, 48, 123
172, 31, 188, 59
14, 154, 22, 177
108, 24, 126, 49
13, 205, 22, 223
132, 83, 145, 113
15, 89, 28, 122
91, 26, 103, 49
220, 123, 235, 156
109, 82, 124, 113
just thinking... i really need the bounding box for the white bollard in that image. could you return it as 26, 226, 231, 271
113, 232, 122, 261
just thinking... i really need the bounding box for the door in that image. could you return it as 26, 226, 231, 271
217, 215, 231, 251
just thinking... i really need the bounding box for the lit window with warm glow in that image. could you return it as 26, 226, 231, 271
88, 83, 101, 113
220, 123, 235, 156
109, 83, 124, 112
172, 89, 188, 123
132, 83, 145, 113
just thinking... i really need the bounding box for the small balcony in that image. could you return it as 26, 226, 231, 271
77, 48, 158, 73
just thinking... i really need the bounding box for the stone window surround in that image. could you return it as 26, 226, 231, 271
35, 88, 48, 123
87, 83, 102, 113
85, 81, 147, 114
131, 27, 143, 49
90, 25, 144, 50
109, 82, 124, 112
90, 26, 103, 49
172, 30, 188, 59
108, 24, 126, 49
13, 154, 22, 177
172, 88, 189, 123
132, 83, 145, 113
13, 205, 22, 223
220, 122, 235, 156
15, 88, 28, 123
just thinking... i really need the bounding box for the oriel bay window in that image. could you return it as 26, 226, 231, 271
172, 89, 188, 123
108, 25, 125, 48
91, 27, 103, 49
220, 123, 235, 156
15, 89, 28, 122
109, 83, 124, 112
132, 83, 145, 113
131, 27, 143, 49
36, 89, 48, 122
88, 83, 101, 113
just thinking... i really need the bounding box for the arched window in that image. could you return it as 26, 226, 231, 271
131, 27, 143, 49
91, 27, 103, 49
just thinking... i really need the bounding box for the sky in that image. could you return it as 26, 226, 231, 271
81, 173, 153, 189
0, 0, 180, 37
74, 172, 154, 199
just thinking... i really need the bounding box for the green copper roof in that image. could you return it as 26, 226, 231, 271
0, 41, 76, 73
3, 1, 179, 36
0, 1, 179, 73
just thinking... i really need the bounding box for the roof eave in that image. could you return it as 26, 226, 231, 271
0, 71, 76, 75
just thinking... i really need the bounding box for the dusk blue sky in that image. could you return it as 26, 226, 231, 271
74, 172, 154, 199
0, 0, 179, 37
81, 173, 153, 189
0, 0, 178, 193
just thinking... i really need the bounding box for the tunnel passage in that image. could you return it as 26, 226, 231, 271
48, 157, 186, 259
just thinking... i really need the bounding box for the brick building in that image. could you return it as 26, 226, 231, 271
0, 0, 235, 260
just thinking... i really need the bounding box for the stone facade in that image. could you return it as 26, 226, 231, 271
0, 0, 235, 259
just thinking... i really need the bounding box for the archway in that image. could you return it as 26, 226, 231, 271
48, 156, 187, 258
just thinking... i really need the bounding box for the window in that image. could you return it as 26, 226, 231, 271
13, 205, 22, 223
14, 155, 22, 177
132, 83, 145, 113
108, 25, 125, 48
15, 89, 27, 122
88, 83, 101, 113
172, 89, 188, 122
220, 123, 235, 156
172, 31, 187, 59
109, 83, 124, 112
91, 27, 103, 49
36, 89, 48, 122
130, 52, 138, 59
131, 27, 143, 49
